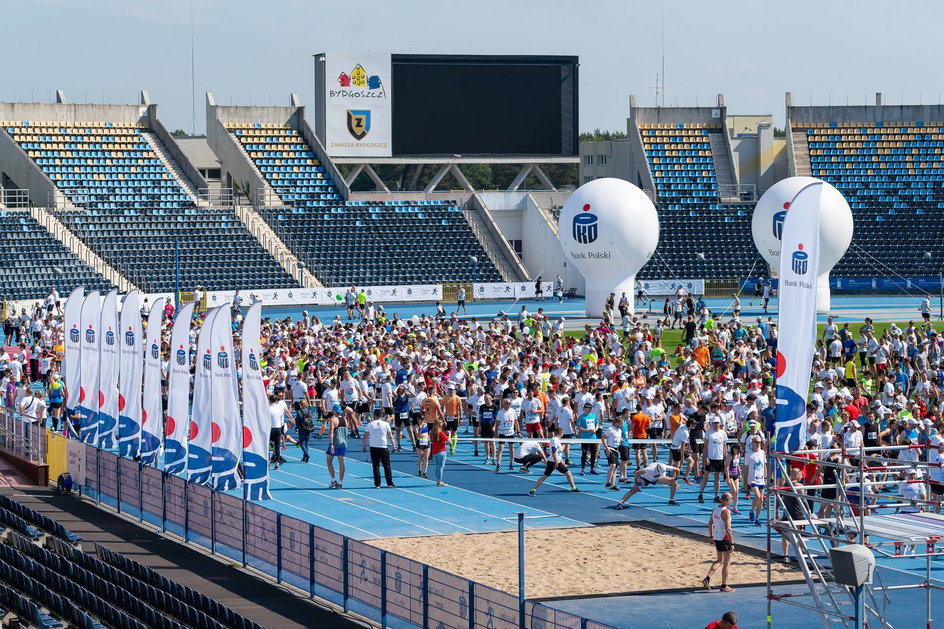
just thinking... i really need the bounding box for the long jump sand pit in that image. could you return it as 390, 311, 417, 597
368, 523, 799, 597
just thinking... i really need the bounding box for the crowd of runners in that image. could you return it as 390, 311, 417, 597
3, 286, 944, 594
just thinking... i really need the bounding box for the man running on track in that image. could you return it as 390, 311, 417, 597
702, 492, 735, 592
614, 460, 681, 508
529, 427, 580, 496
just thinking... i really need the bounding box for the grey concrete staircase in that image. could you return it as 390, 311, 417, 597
709, 132, 738, 198
792, 131, 812, 176
141, 132, 207, 206
463, 195, 529, 282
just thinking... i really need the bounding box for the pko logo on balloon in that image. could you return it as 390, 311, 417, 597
573, 204, 599, 244
772, 210, 786, 240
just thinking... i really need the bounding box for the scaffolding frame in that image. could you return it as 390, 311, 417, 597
766, 444, 944, 629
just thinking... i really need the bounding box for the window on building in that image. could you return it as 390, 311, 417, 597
583, 176, 593, 184
598, 155, 608, 166
583, 155, 593, 166
509, 240, 523, 258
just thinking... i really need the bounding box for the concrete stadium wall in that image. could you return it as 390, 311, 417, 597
293, 109, 350, 199
630, 95, 726, 126
522, 195, 584, 294
0, 128, 63, 206
0, 102, 147, 124
788, 103, 944, 125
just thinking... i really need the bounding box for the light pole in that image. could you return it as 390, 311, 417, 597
53, 266, 64, 297
470, 255, 478, 284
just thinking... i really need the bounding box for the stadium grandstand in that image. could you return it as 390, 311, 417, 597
206, 95, 507, 287
787, 93, 944, 279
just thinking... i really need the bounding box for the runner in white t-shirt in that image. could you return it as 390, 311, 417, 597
614, 460, 681, 508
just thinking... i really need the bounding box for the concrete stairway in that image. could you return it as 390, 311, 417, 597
792, 131, 812, 176
29, 206, 137, 292
464, 195, 529, 282
233, 204, 322, 287
141, 132, 208, 207
709, 132, 738, 198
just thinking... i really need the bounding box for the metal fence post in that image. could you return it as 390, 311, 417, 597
242, 497, 248, 569
160, 471, 167, 534
138, 462, 144, 523
276, 513, 283, 584
468, 581, 475, 629
308, 524, 316, 599
116, 454, 122, 513
95, 448, 101, 503
183, 481, 190, 543
342, 537, 350, 613
422, 564, 429, 629
380, 550, 387, 629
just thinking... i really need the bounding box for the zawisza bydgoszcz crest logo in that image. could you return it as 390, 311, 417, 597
573, 203, 598, 244
772, 209, 787, 240
176, 346, 187, 366
791, 243, 809, 275
347, 110, 371, 140
217, 347, 229, 369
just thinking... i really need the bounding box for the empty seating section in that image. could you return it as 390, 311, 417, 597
799, 121, 944, 276
636, 123, 753, 278
261, 202, 503, 285
226, 123, 340, 206
0, 527, 265, 629
228, 122, 502, 284
639, 205, 756, 279
640, 123, 723, 209
2, 121, 193, 211
0, 211, 113, 299
0, 493, 82, 543
55, 207, 297, 292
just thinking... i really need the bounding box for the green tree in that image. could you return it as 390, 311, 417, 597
579, 128, 627, 142
171, 129, 189, 137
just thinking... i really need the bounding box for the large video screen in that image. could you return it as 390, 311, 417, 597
391, 55, 578, 157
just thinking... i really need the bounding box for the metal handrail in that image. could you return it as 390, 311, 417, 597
0, 408, 47, 463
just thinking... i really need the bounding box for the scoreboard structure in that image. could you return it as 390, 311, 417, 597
313, 53, 579, 192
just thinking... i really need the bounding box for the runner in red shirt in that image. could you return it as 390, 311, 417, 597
704, 611, 738, 629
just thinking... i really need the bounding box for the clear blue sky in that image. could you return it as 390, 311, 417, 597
5, 0, 944, 135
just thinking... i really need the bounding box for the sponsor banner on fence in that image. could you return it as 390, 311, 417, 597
638, 279, 705, 296
67, 438, 86, 486
202, 284, 442, 308
323, 53, 392, 158
473, 283, 553, 299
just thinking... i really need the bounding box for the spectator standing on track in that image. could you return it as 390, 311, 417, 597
429, 419, 450, 486
578, 401, 601, 476
493, 397, 520, 472
698, 415, 728, 504
268, 394, 292, 470
363, 408, 396, 488
295, 399, 315, 463
326, 408, 354, 488
47, 373, 65, 431
455, 286, 468, 315
702, 492, 736, 592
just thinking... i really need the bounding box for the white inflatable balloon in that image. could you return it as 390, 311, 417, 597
558, 178, 659, 318
752, 176, 853, 313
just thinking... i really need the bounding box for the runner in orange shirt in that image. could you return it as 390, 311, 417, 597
442, 385, 463, 454
631, 404, 651, 469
